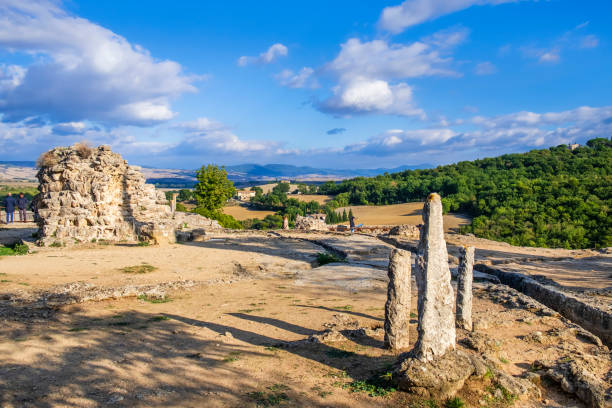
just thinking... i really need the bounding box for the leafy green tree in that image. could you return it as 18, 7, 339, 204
194, 165, 236, 211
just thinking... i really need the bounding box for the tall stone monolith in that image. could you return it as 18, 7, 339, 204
384, 248, 412, 351
456, 246, 474, 331
412, 193, 456, 361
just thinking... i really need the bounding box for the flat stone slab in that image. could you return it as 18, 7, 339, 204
294, 263, 387, 291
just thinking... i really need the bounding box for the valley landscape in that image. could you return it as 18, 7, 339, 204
1, 1, 611, 408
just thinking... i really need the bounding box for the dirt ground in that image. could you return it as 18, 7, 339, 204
1, 228, 610, 408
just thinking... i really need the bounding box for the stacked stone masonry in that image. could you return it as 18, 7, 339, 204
35, 145, 219, 246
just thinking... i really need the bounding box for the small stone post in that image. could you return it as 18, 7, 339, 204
413, 193, 456, 361
171, 193, 179, 213
384, 248, 412, 351
456, 246, 474, 331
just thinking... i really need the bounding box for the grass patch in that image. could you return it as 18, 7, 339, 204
68, 327, 88, 332
0, 243, 29, 256
444, 397, 466, 408
49, 241, 64, 247
223, 351, 242, 363
1, 279, 11, 283
316, 252, 346, 266
499, 356, 509, 364
137, 294, 172, 303
342, 371, 396, 397
246, 384, 290, 407
120, 263, 157, 274
334, 305, 353, 311
137, 241, 150, 247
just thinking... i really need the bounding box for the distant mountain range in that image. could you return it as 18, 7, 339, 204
0, 160, 432, 186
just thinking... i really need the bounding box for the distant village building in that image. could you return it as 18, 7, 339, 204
236, 189, 256, 201
568, 143, 580, 151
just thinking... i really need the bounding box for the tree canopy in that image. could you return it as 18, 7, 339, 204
194, 164, 236, 212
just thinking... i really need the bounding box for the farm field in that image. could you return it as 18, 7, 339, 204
286, 194, 333, 204
222, 205, 275, 220
337, 202, 470, 232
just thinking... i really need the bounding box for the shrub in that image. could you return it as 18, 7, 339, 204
73, 141, 94, 159
36, 151, 58, 168
444, 397, 466, 408
316, 252, 346, 265
193, 207, 242, 229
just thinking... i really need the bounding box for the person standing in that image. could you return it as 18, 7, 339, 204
3, 193, 17, 224
17, 193, 28, 223
349, 213, 356, 233
282, 215, 289, 230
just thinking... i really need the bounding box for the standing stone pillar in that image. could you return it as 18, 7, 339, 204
171, 193, 179, 213
384, 248, 412, 351
413, 193, 456, 361
456, 246, 475, 331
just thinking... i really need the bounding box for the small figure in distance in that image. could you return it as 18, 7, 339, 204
17, 192, 28, 223
282, 214, 289, 230
349, 213, 355, 233
3, 192, 17, 224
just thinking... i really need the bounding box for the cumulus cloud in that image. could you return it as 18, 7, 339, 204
237, 43, 288, 66
0, 0, 199, 126
317, 30, 466, 117
52, 121, 87, 135
274, 67, 318, 88
378, 0, 521, 34
474, 61, 497, 75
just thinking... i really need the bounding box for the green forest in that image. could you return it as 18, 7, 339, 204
317, 138, 611, 249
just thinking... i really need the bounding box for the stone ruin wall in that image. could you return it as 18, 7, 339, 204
35, 144, 218, 246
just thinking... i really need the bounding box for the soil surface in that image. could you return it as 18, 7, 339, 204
1, 227, 610, 408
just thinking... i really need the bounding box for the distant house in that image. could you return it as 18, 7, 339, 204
568, 143, 580, 151
236, 190, 256, 201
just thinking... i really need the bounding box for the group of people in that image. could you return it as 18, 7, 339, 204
2, 192, 29, 224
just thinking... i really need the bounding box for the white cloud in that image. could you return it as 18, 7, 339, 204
378, 0, 521, 34
538, 50, 560, 63
474, 61, 497, 75
317, 30, 466, 117
52, 121, 87, 135
275, 67, 318, 88
0, 0, 198, 126
237, 43, 288, 66
173, 117, 281, 154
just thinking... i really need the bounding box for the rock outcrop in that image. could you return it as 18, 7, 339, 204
35, 144, 218, 246
384, 248, 412, 351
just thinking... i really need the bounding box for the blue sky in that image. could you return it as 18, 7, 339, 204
0, 0, 611, 169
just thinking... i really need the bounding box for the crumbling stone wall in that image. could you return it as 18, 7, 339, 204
35, 144, 214, 246
294, 215, 328, 231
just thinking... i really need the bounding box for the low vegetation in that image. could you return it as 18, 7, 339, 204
316, 252, 346, 265
0, 243, 29, 256
120, 263, 157, 274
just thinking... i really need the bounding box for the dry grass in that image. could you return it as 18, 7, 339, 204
286, 194, 333, 204
36, 151, 59, 168
336, 202, 471, 232
73, 141, 94, 159
222, 205, 275, 221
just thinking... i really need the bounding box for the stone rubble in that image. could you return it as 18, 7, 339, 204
34, 144, 219, 246
456, 246, 475, 330
384, 248, 412, 351
294, 215, 329, 231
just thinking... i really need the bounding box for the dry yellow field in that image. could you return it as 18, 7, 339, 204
337, 202, 470, 232
286, 194, 333, 204
222, 205, 275, 220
